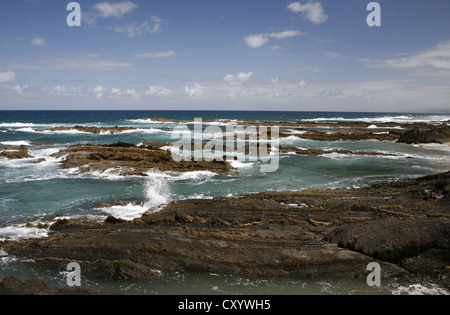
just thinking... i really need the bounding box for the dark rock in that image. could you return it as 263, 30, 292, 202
397, 124, 450, 144
39, 126, 136, 135
2, 172, 449, 286
104, 216, 128, 224
51, 143, 235, 176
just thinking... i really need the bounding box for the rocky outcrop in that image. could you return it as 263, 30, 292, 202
0, 146, 33, 159
2, 172, 449, 288
51, 142, 235, 176
278, 145, 398, 157
39, 126, 137, 134
397, 124, 450, 144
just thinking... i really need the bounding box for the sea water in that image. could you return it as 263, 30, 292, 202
0, 110, 449, 295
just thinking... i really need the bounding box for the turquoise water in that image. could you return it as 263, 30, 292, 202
1, 111, 449, 295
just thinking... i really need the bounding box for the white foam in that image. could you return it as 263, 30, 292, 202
96, 170, 173, 220
0, 225, 49, 242
15, 127, 36, 133
40, 129, 91, 135
0, 140, 31, 146
0, 122, 36, 128
302, 115, 450, 124
392, 284, 449, 295
97, 203, 152, 221
99, 128, 161, 135
126, 118, 169, 124
229, 160, 255, 169
286, 129, 308, 135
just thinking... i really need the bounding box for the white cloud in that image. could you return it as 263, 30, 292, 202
111, 87, 140, 99
50, 85, 68, 94
134, 51, 176, 58
270, 77, 279, 84
93, 85, 106, 93
115, 16, 166, 37
326, 52, 347, 60
94, 1, 138, 18
287, 2, 328, 24
244, 34, 270, 48
184, 84, 204, 97
93, 85, 106, 99
146, 85, 172, 97
244, 30, 304, 48
13, 85, 28, 95
31, 37, 47, 46
365, 41, 450, 76
0, 71, 17, 84
267, 30, 305, 39
223, 72, 253, 86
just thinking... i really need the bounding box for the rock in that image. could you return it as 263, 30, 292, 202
278, 145, 398, 157
397, 124, 450, 144
31, 158, 46, 164
0, 277, 118, 295
0, 146, 33, 159
2, 172, 449, 286
52, 142, 235, 176
104, 216, 128, 224
39, 126, 137, 135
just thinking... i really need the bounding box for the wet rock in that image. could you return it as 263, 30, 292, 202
0, 277, 118, 295
104, 216, 128, 224
39, 126, 137, 134
278, 145, 398, 157
31, 158, 46, 164
52, 142, 235, 176
2, 172, 449, 286
0, 146, 33, 159
397, 124, 450, 144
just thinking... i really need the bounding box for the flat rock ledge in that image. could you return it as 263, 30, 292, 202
51, 142, 235, 176
1, 172, 449, 290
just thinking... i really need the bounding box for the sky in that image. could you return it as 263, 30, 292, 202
0, 0, 449, 112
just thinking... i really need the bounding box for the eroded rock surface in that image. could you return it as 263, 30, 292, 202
2, 172, 449, 288
51, 142, 235, 176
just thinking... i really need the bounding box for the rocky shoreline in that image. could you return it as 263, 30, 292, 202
1, 118, 449, 295
1, 171, 449, 293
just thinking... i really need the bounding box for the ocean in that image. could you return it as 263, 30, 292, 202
1, 110, 449, 295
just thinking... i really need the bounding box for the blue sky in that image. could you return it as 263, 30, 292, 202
0, 0, 449, 111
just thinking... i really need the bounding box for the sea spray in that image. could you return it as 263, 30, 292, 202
143, 170, 172, 209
